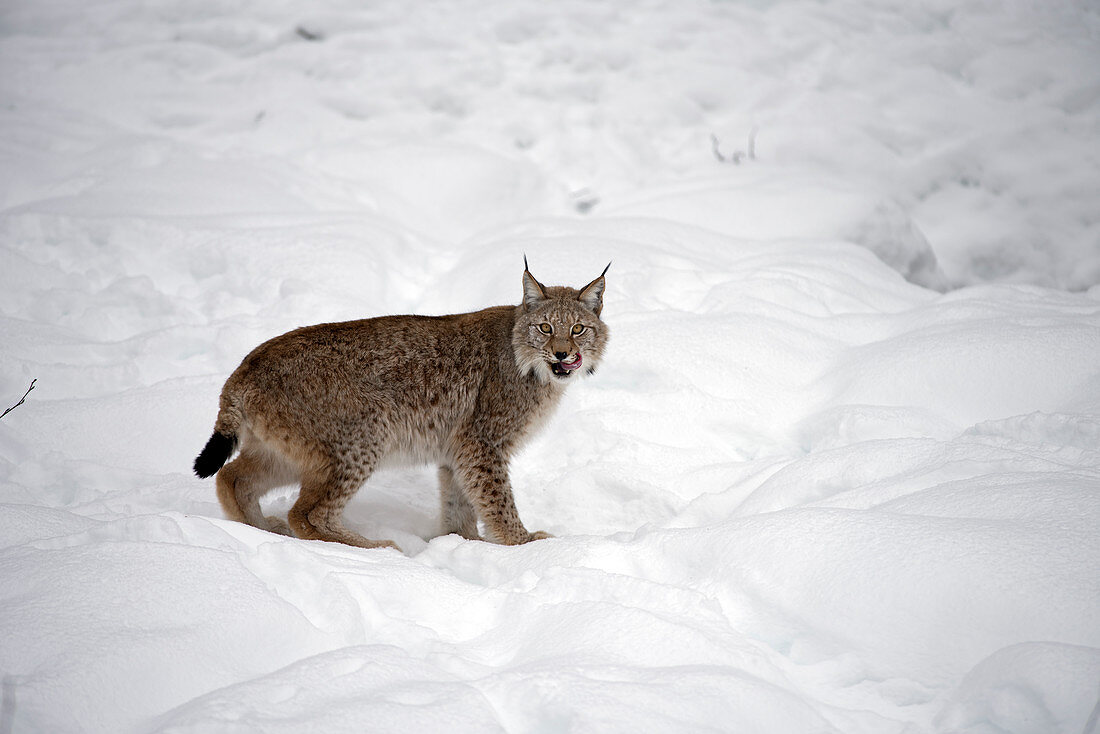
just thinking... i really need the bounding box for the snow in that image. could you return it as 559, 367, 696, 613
2, 0, 1099, 732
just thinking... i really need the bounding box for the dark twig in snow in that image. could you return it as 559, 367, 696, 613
295, 26, 324, 42
0, 379, 36, 420
710, 134, 726, 163
711, 130, 758, 165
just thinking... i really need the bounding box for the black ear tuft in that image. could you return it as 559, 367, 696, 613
522, 261, 548, 311
578, 265, 608, 316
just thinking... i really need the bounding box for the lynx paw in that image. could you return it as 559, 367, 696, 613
265, 516, 294, 537
362, 539, 401, 551
527, 530, 554, 542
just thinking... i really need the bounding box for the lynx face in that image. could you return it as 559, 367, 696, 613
513, 265, 610, 385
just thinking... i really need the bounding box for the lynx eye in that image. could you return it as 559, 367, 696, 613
571, 324, 585, 335
538, 323, 553, 334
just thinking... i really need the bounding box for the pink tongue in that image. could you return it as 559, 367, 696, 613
561, 354, 582, 370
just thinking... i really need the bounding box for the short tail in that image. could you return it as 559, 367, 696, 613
194, 431, 237, 478
194, 391, 243, 478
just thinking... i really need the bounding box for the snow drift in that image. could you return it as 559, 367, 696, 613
2, 0, 1099, 732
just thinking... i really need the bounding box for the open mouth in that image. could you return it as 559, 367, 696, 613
549, 354, 582, 378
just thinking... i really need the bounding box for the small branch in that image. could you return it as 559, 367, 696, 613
0, 379, 36, 420
711, 129, 758, 165
295, 26, 324, 42
710, 134, 726, 163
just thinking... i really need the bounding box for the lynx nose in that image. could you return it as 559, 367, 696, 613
554, 351, 568, 361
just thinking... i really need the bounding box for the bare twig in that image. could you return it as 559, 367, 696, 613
711, 130, 758, 165
295, 26, 324, 42
0, 379, 36, 420
710, 134, 726, 163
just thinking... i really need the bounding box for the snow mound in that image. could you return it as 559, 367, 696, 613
2, 0, 1099, 733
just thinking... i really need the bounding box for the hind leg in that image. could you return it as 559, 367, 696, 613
288, 459, 398, 550
438, 465, 480, 540
215, 450, 295, 536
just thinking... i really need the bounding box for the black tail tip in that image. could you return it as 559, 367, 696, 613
193, 431, 235, 478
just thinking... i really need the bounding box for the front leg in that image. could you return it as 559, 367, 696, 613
451, 439, 549, 545
438, 465, 480, 540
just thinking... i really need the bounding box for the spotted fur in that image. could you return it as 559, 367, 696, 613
193, 263, 610, 550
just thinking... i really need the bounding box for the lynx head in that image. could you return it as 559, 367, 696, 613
513, 258, 610, 385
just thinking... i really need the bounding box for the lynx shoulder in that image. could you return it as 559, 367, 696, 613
193, 261, 609, 550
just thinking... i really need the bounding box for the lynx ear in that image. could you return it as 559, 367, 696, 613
522, 256, 549, 311
578, 262, 610, 316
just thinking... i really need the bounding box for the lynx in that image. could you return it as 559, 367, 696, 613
193, 260, 609, 550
